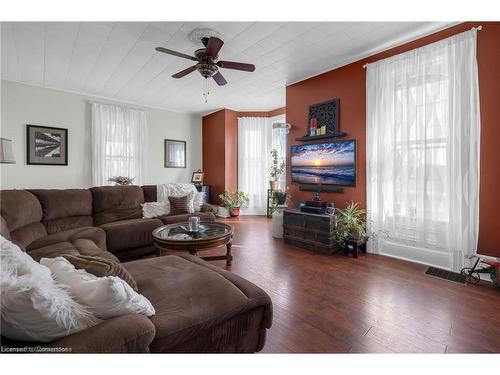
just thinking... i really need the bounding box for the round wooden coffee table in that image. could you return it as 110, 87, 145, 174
152, 222, 234, 267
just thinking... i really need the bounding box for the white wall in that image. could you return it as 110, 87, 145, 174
0, 80, 202, 189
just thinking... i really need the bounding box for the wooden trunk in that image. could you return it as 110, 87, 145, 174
282, 209, 339, 255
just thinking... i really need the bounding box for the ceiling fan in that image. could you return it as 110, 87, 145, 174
155, 36, 255, 86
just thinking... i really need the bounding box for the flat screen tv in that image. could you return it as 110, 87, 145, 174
290, 140, 356, 186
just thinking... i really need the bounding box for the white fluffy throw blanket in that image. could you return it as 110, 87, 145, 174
156, 183, 202, 212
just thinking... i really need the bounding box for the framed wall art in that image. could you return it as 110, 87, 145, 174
164, 139, 186, 168
27, 124, 68, 165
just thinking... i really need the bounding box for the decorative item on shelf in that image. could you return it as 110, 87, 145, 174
218, 189, 249, 218
333, 201, 367, 248
164, 139, 186, 168
108, 176, 135, 186
191, 169, 204, 185
0, 138, 15, 164
269, 148, 285, 190
309, 118, 318, 136
298, 98, 346, 141
26, 125, 68, 166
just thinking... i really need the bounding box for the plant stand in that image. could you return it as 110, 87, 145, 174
344, 237, 368, 258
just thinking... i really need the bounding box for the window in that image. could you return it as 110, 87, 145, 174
366, 29, 480, 271
90, 102, 147, 186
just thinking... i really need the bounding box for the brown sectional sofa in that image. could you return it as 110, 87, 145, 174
0, 185, 273, 353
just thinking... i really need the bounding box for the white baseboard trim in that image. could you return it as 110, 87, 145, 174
378, 241, 453, 270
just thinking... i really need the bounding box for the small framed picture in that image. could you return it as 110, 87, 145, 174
325, 206, 336, 216
27, 124, 68, 165
191, 170, 204, 184
164, 139, 186, 168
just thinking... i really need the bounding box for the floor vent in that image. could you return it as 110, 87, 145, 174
425, 267, 466, 285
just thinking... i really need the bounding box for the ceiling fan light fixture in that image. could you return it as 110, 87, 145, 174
196, 62, 218, 79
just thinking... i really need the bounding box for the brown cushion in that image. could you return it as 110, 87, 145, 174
141, 185, 157, 203
62, 254, 138, 292
123, 255, 273, 353
0, 190, 47, 247
168, 195, 189, 215
99, 218, 163, 253
90, 186, 145, 226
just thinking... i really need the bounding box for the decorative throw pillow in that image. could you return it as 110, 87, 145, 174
168, 194, 191, 215
40, 257, 155, 319
141, 201, 170, 218
0, 236, 99, 342
61, 254, 138, 292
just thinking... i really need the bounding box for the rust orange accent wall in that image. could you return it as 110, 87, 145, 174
286, 22, 500, 258
202, 109, 226, 203
202, 107, 285, 203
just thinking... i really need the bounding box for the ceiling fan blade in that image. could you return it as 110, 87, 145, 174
172, 65, 197, 79
155, 47, 197, 61
217, 61, 255, 72
205, 37, 224, 58
212, 71, 227, 86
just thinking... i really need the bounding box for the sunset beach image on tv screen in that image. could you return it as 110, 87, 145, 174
290, 140, 356, 186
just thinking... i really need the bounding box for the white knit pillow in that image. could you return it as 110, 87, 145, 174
0, 236, 99, 342
141, 201, 170, 218
40, 257, 155, 319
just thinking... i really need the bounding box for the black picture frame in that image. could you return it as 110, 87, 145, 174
26, 124, 68, 166
164, 139, 186, 168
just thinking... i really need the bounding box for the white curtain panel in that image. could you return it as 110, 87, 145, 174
91, 102, 147, 186
366, 29, 480, 271
238, 117, 273, 215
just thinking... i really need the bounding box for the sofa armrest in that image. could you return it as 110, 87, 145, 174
200, 203, 216, 213
49, 314, 155, 353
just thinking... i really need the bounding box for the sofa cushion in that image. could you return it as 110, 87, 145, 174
123, 255, 272, 353
99, 218, 163, 253
1, 216, 11, 240
141, 185, 157, 203
0, 190, 47, 248
25, 227, 118, 262
90, 186, 145, 226
29, 189, 93, 234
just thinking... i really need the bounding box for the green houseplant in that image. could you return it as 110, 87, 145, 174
218, 190, 250, 217
269, 149, 285, 190
333, 201, 367, 246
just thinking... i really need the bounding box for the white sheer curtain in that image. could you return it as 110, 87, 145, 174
366, 29, 480, 272
238, 117, 272, 215
91, 102, 147, 186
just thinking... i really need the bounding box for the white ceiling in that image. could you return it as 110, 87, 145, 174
1, 22, 455, 116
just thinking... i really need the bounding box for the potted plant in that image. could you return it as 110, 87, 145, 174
218, 190, 250, 217
333, 201, 367, 246
269, 149, 285, 190
108, 176, 135, 186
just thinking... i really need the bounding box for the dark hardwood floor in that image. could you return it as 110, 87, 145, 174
201, 216, 500, 353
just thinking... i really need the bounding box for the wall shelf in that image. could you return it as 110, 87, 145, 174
295, 131, 347, 142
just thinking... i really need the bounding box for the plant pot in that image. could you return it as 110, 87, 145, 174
216, 206, 230, 218
229, 208, 240, 217
349, 229, 362, 240
275, 191, 286, 205
270, 180, 279, 190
